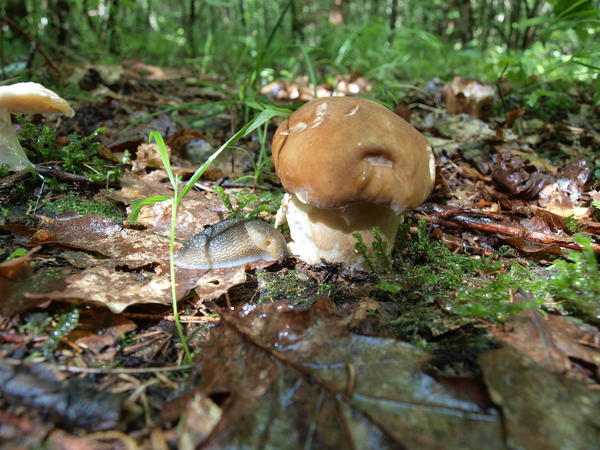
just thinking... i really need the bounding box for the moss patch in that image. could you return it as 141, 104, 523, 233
41, 193, 125, 222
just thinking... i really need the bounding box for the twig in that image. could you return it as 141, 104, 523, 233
53, 364, 193, 374
35, 164, 93, 183
0, 358, 192, 374
417, 203, 600, 253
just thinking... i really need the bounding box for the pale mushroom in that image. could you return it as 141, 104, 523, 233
0, 82, 74, 171
271, 96, 436, 268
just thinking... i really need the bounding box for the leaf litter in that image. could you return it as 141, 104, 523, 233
1, 64, 600, 448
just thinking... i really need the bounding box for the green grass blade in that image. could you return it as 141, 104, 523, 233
149, 131, 175, 186
298, 44, 318, 97
177, 107, 288, 202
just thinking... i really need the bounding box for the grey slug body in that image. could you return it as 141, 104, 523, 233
175, 218, 288, 269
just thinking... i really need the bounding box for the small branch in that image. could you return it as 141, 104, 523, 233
35, 164, 94, 183
417, 204, 600, 253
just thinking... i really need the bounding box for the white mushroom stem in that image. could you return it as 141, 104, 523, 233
0, 82, 74, 172
275, 193, 401, 269
0, 109, 32, 170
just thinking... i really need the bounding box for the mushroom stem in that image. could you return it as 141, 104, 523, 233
0, 109, 32, 170
276, 193, 401, 269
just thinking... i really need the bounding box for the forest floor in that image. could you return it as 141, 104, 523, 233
1, 64, 599, 449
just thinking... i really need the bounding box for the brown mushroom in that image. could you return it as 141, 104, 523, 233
0, 82, 74, 171
271, 96, 435, 268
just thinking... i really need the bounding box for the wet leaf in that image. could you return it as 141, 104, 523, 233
0, 362, 124, 431
480, 348, 600, 449
182, 299, 504, 449
491, 294, 600, 379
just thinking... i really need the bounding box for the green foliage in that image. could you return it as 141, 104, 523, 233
564, 215, 586, 234
353, 227, 393, 273
592, 200, 600, 221
3, 248, 28, 262
16, 118, 122, 184
214, 186, 283, 219
43, 308, 80, 358
40, 193, 125, 222
376, 222, 600, 323
549, 235, 600, 318
20, 309, 80, 358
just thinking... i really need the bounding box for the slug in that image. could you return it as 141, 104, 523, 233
174, 218, 288, 269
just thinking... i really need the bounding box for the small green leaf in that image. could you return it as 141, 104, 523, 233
127, 196, 170, 224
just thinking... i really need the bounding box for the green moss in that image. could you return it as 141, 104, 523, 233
375, 220, 547, 323
41, 193, 125, 222
256, 269, 331, 305
43, 308, 80, 357
0, 164, 10, 178
16, 118, 123, 185
19, 312, 53, 335
564, 215, 586, 234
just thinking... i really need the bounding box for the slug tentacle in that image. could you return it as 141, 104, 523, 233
174, 218, 287, 270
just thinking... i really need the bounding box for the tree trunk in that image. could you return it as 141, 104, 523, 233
389, 0, 400, 32
188, 0, 197, 55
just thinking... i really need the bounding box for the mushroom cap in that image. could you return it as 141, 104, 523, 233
0, 82, 74, 117
272, 97, 435, 213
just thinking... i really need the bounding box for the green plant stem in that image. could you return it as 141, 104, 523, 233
169, 181, 192, 364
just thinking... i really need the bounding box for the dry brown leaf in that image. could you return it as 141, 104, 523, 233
36, 213, 171, 269
25, 263, 209, 313
491, 294, 600, 379
72, 310, 137, 359
131, 142, 170, 171
108, 171, 226, 239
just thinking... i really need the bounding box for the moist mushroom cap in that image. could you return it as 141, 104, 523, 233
0, 82, 74, 117
272, 97, 435, 213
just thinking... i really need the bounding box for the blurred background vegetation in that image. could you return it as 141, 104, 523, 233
1, 0, 598, 100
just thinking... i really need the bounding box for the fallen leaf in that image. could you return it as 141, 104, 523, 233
538, 159, 592, 218
36, 212, 171, 269
25, 263, 203, 313
72, 310, 137, 360
491, 153, 550, 199
491, 294, 600, 379
108, 171, 226, 239
181, 299, 504, 449
0, 361, 124, 431
480, 348, 600, 449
